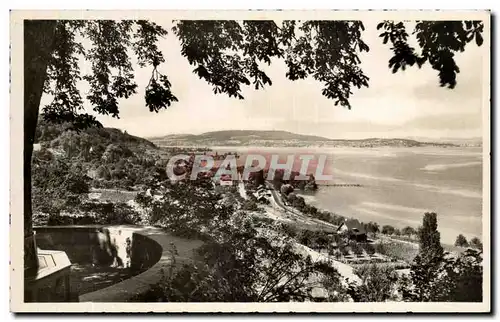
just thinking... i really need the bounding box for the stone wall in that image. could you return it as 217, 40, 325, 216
33, 225, 203, 302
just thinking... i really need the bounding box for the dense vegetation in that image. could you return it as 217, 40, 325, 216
31, 120, 165, 224
131, 176, 345, 302
31, 120, 484, 302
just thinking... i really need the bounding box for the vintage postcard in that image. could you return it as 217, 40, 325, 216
10, 10, 490, 313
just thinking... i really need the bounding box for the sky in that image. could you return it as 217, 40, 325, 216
40, 20, 486, 140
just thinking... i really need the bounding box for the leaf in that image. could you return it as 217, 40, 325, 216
475, 32, 483, 46
376, 22, 385, 30
359, 42, 370, 52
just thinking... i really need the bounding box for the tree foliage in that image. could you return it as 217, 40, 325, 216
31, 149, 90, 216
439, 249, 483, 302
455, 234, 469, 247
381, 224, 395, 235
365, 221, 380, 237
401, 212, 483, 302
402, 226, 416, 237
25, 18, 486, 289
39, 19, 484, 128
377, 20, 484, 88
469, 237, 483, 250
142, 230, 339, 302
349, 264, 399, 302
41, 20, 175, 128
418, 212, 444, 262
135, 180, 343, 302
407, 212, 444, 301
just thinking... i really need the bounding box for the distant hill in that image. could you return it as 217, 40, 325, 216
149, 130, 458, 148
33, 120, 162, 192
34, 119, 159, 165
35, 119, 157, 151
407, 136, 483, 147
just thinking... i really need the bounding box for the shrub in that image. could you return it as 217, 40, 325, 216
47, 214, 96, 225
454, 234, 469, 247
298, 229, 331, 249
363, 243, 376, 256
280, 223, 299, 239
251, 216, 275, 228
242, 200, 259, 211
402, 226, 416, 237
298, 229, 316, 248
350, 264, 399, 302
96, 165, 111, 180
350, 242, 364, 256
381, 225, 395, 235
469, 237, 483, 250
339, 243, 350, 256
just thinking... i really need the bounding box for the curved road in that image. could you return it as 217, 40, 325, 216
265, 183, 338, 231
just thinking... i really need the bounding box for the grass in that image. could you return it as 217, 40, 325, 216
374, 240, 419, 263
350, 261, 410, 270
442, 243, 477, 255
90, 188, 138, 203
385, 235, 418, 243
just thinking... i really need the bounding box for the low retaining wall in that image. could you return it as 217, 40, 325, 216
35, 226, 128, 267
34, 225, 203, 302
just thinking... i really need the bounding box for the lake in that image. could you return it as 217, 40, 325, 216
213, 146, 483, 244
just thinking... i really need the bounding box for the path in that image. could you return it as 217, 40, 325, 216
294, 243, 361, 285
265, 182, 338, 231
238, 174, 247, 200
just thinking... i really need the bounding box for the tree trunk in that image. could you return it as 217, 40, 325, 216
24, 20, 56, 278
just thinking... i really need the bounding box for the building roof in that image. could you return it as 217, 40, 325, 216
338, 219, 366, 235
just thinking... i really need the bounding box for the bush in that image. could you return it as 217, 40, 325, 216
47, 214, 96, 225
402, 226, 416, 237
374, 242, 385, 254
279, 223, 299, 239
252, 216, 275, 228
454, 234, 469, 247
96, 165, 111, 180
350, 242, 364, 256
35, 147, 54, 161
32, 155, 90, 215
298, 229, 331, 249
350, 264, 399, 302
340, 244, 350, 256
242, 200, 259, 211
66, 173, 90, 194
298, 229, 316, 248
363, 243, 376, 256
290, 194, 306, 210
381, 225, 395, 235
469, 237, 483, 250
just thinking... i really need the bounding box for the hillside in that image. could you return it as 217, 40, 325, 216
33, 120, 163, 192
150, 130, 458, 148
35, 119, 158, 151
407, 136, 482, 147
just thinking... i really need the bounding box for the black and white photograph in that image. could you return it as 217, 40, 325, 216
10, 10, 490, 312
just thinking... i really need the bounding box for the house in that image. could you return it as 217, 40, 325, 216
280, 184, 294, 196
219, 174, 236, 186
337, 219, 367, 242
253, 186, 271, 202
255, 185, 267, 194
